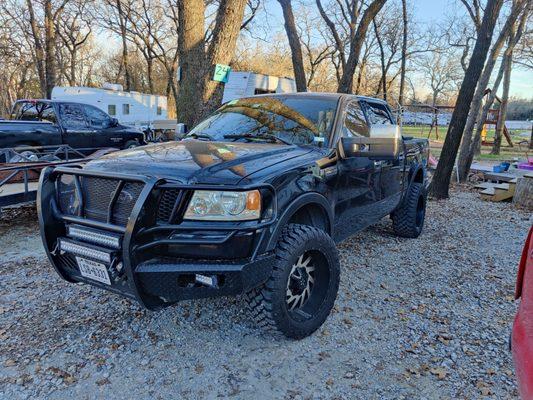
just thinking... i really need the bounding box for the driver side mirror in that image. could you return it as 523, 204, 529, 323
110, 117, 119, 127
340, 124, 401, 159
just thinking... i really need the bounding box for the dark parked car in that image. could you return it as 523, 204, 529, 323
0, 100, 145, 153
512, 226, 533, 399
37, 93, 429, 339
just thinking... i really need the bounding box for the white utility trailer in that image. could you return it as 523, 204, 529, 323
221, 72, 296, 103
52, 84, 172, 134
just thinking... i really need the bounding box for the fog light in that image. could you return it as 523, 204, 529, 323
58, 239, 112, 263
195, 274, 217, 288
67, 225, 122, 249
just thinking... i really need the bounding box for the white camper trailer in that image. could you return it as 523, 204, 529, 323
221, 72, 297, 103
51, 84, 170, 132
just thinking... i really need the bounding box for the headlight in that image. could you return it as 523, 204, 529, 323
58, 174, 80, 215
184, 190, 261, 221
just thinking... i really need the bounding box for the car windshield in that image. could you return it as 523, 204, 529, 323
185, 96, 338, 146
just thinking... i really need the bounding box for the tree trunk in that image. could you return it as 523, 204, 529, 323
116, 0, 132, 91
176, 0, 207, 127
429, 0, 503, 199
457, 0, 527, 180
337, 0, 387, 93
469, 61, 506, 160
373, 20, 387, 100
44, 0, 57, 99
491, 51, 512, 155
176, 0, 246, 127
200, 0, 247, 121
398, 0, 408, 110
26, 0, 46, 98
278, 0, 307, 92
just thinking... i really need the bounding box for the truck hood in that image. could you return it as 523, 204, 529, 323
83, 140, 314, 184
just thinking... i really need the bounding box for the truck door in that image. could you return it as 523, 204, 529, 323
58, 103, 93, 150
363, 101, 404, 212
82, 105, 118, 148
333, 100, 382, 241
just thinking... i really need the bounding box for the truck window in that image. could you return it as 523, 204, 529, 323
365, 102, 393, 125
122, 104, 130, 115
59, 104, 87, 130
108, 105, 116, 116
12, 102, 57, 124
84, 105, 111, 129
343, 101, 369, 137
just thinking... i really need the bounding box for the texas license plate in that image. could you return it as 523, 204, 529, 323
76, 257, 111, 285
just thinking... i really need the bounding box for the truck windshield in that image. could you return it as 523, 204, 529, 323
11, 101, 57, 124
186, 96, 338, 146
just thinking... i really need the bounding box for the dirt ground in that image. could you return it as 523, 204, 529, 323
0, 189, 531, 399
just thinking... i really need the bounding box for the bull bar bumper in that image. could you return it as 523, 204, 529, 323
37, 166, 277, 309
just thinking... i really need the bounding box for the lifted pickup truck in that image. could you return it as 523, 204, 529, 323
38, 93, 429, 339
0, 100, 145, 155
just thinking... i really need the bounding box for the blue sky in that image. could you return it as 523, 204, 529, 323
259, 0, 532, 98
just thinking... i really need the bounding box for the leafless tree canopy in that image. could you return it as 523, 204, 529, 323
0, 0, 530, 134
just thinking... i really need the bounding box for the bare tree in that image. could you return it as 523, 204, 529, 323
278, 0, 307, 92
296, 8, 334, 89
56, 0, 94, 86
176, 0, 247, 127
316, 0, 387, 93
457, 0, 530, 180
430, 0, 504, 200
396, 0, 408, 113
99, 0, 136, 91
417, 50, 462, 106
491, 6, 530, 154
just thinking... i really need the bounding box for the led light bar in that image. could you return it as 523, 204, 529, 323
58, 238, 113, 264
67, 225, 122, 249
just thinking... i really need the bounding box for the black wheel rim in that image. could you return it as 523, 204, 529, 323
286, 250, 330, 321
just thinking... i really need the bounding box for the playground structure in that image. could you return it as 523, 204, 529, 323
480, 89, 513, 147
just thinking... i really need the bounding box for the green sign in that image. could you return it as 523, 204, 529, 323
213, 64, 231, 83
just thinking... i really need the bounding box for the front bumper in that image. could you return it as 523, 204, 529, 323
37, 166, 277, 309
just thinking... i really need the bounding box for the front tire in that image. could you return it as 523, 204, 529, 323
391, 182, 427, 238
246, 224, 340, 339
124, 140, 139, 149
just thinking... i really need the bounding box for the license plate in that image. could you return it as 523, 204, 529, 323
76, 257, 111, 285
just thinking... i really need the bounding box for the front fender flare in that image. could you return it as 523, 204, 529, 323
264, 192, 333, 252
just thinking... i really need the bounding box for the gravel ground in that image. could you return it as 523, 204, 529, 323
0, 189, 531, 400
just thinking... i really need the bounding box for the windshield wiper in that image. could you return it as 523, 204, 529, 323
223, 133, 292, 145
186, 132, 215, 141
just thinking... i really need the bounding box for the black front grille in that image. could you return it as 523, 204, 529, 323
157, 189, 181, 223
58, 174, 144, 226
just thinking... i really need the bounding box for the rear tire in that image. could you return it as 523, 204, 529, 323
245, 224, 340, 339
391, 182, 426, 238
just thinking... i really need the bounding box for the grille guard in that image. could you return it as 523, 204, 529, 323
38, 165, 278, 309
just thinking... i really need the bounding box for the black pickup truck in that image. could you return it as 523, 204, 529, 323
38, 93, 429, 339
0, 100, 145, 152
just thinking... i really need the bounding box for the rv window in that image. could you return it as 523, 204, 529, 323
84, 105, 111, 129
59, 104, 87, 130
108, 105, 116, 116
157, 106, 162, 116
122, 104, 130, 115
